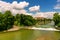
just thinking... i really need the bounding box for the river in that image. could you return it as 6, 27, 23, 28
0, 21, 60, 40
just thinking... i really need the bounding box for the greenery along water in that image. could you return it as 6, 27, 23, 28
37, 21, 54, 28
0, 29, 60, 40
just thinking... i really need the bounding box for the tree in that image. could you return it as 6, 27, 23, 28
0, 11, 14, 31
0, 12, 4, 31
14, 14, 21, 26
20, 14, 36, 26
53, 13, 60, 25
4, 11, 14, 30
53, 13, 60, 27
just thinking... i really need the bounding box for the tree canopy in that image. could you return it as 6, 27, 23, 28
0, 10, 37, 31
0, 11, 14, 31
53, 13, 60, 27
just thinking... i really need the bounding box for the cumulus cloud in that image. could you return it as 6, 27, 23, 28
29, 5, 40, 12
12, 1, 29, 9
10, 9, 27, 15
0, 1, 29, 14
33, 12, 55, 19
0, 1, 11, 11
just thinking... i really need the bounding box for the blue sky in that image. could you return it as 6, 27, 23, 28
1, 0, 60, 12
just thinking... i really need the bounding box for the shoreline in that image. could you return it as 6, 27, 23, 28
31, 27, 60, 31
3, 26, 60, 32
3, 25, 20, 32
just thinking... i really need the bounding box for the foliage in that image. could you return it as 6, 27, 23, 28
20, 14, 36, 26
0, 11, 14, 31
14, 14, 21, 26
16, 14, 36, 26
53, 13, 60, 27
36, 17, 52, 25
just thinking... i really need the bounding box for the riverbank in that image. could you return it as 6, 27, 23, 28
3, 25, 33, 32
3, 25, 20, 32
3, 25, 60, 32
31, 27, 60, 31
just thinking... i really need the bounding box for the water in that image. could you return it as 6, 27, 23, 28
0, 21, 60, 40
0, 29, 60, 40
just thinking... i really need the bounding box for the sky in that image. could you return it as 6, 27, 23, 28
0, 0, 60, 18
1, 0, 60, 12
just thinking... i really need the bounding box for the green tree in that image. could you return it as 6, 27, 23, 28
20, 14, 36, 26
14, 14, 21, 26
4, 11, 14, 30
0, 11, 14, 31
0, 12, 4, 31
53, 13, 60, 25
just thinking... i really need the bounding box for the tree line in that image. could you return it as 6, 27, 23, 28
0, 10, 36, 31
0, 10, 53, 31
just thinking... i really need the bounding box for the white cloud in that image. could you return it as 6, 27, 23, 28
0, 1, 29, 15
10, 9, 27, 15
24, 13, 33, 16
19, 9, 27, 14
33, 12, 55, 19
0, 1, 33, 16
12, 1, 29, 9
0, 1, 11, 12
29, 5, 40, 12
